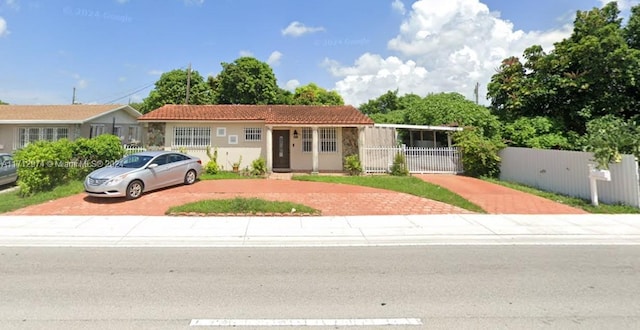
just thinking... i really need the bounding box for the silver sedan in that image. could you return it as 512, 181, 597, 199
84, 150, 203, 199
0, 153, 18, 186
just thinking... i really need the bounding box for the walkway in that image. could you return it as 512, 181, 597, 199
1, 214, 639, 247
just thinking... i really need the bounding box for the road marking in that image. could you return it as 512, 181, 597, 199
190, 318, 423, 327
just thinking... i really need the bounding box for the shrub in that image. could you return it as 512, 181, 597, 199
205, 146, 220, 174
70, 135, 124, 179
343, 154, 362, 176
250, 157, 267, 176
14, 139, 74, 196
454, 129, 504, 177
390, 152, 409, 176
585, 115, 640, 169
205, 161, 219, 175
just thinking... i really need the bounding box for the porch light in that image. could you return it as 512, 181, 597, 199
293, 130, 299, 139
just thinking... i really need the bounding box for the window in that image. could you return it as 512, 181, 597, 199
127, 126, 140, 143
228, 135, 238, 144
216, 127, 226, 137
113, 126, 123, 139
90, 124, 105, 137
320, 128, 337, 153
301, 128, 337, 153
43, 128, 55, 141
173, 127, 211, 147
302, 127, 313, 153
244, 127, 262, 141
151, 155, 168, 166
17, 127, 69, 149
168, 153, 188, 163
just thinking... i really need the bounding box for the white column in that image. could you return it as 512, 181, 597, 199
312, 126, 319, 174
358, 126, 366, 166
266, 126, 273, 173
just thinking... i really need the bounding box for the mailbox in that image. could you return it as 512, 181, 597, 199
589, 168, 611, 181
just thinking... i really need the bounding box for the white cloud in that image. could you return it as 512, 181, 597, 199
4, 0, 19, 10
75, 78, 88, 89
0, 88, 69, 105
285, 79, 300, 91
324, 54, 429, 106
267, 51, 283, 65
391, 0, 406, 15
116, 0, 130, 3
327, 0, 573, 106
183, 0, 204, 6
600, 0, 640, 10
66, 73, 89, 89
148, 69, 163, 75
0, 17, 8, 37
281, 21, 325, 37
239, 50, 254, 57
129, 93, 144, 103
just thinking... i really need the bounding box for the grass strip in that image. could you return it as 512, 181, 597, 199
0, 180, 85, 214
166, 197, 320, 216
293, 175, 485, 213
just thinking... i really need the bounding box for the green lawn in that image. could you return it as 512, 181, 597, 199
481, 177, 640, 214
199, 171, 261, 180
292, 175, 486, 213
0, 180, 85, 214
167, 197, 320, 215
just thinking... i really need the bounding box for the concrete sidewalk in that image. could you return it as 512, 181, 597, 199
1, 214, 639, 247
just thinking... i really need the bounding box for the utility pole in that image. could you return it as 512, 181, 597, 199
185, 63, 192, 104
473, 82, 479, 104
72, 87, 77, 105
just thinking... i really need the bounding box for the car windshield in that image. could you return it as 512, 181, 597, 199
113, 155, 153, 168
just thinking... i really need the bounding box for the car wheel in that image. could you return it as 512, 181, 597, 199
126, 180, 144, 200
184, 170, 197, 185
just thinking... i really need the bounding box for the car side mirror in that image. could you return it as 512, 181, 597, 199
147, 163, 158, 169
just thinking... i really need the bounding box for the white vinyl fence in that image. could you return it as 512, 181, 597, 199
500, 147, 640, 208
363, 146, 462, 174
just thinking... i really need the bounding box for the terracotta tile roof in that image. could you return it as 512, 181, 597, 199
138, 104, 374, 125
0, 104, 136, 122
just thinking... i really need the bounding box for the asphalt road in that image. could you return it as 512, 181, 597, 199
1, 246, 640, 329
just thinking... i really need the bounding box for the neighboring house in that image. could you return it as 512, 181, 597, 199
137, 104, 375, 173
0, 104, 142, 152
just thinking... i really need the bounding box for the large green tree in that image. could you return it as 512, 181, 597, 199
406, 92, 501, 139
290, 83, 344, 105
358, 89, 422, 123
141, 69, 213, 113
212, 57, 278, 105
488, 2, 640, 135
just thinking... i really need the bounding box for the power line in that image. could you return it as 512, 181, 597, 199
101, 82, 156, 104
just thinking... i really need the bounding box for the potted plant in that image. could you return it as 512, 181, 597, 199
232, 155, 242, 173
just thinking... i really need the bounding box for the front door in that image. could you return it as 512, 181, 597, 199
272, 130, 290, 170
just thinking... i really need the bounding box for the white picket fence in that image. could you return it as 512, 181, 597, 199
123, 145, 147, 155
363, 146, 463, 174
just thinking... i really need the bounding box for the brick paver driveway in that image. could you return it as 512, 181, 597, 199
6, 179, 473, 216
416, 174, 587, 214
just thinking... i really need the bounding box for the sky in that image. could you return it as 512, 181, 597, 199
0, 0, 638, 107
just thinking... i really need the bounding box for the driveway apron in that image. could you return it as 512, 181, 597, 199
416, 174, 587, 214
